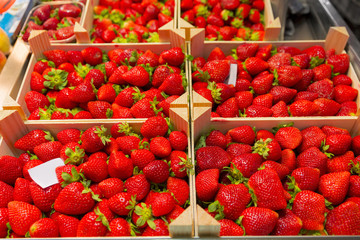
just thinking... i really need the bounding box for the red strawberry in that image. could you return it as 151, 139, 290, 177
271, 101, 289, 117
322, 125, 350, 136
30, 72, 47, 94
236, 43, 258, 61
150, 137, 172, 158
235, 78, 251, 91
334, 85, 358, 103
219, 219, 244, 236
23, 160, 43, 181
69, 80, 96, 103
231, 153, 262, 178
314, 98, 340, 116
88, 101, 113, 119
327, 53, 349, 74
267, 53, 291, 71
57, 129, 80, 145
243, 57, 269, 76
248, 169, 287, 210
274, 65, 302, 87
77, 208, 110, 237
281, 149, 296, 172
252, 93, 273, 108
148, 191, 175, 217
250, 71, 274, 95
33, 141, 62, 162
196, 146, 231, 171
195, 169, 220, 201
327, 151, 354, 173
80, 158, 108, 183
201, 60, 230, 83
98, 178, 123, 199
55, 214, 79, 237
116, 136, 140, 155
130, 98, 162, 118
160, 47, 185, 66
274, 126, 302, 149
108, 192, 136, 216
270, 86, 297, 104
260, 161, 290, 180
142, 219, 169, 236
216, 97, 239, 117
240, 207, 278, 235
291, 167, 320, 191
271, 209, 302, 235
333, 74, 352, 86
25, 91, 51, 113
207, 47, 226, 61
228, 125, 255, 145
298, 126, 326, 152
252, 138, 281, 161
318, 171, 350, 205
44, 50, 67, 67
0, 156, 22, 185
337, 101, 357, 116
312, 64, 332, 81
143, 160, 169, 183
245, 105, 273, 117
226, 144, 252, 159
121, 66, 149, 87
288, 100, 319, 116
8, 201, 42, 236
209, 184, 251, 220
294, 91, 318, 102
84, 69, 105, 89
14, 178, 32, 203
323, 134, 352, 156
293, 68, 314, 91
0, 181, 13, 208
168, 131, 188, 151
167, 177, 189, 206
29, 182, 61, 212
292, 190, 325, 230
158, 95, 179, 117
125, 174, 150, 202
0, 208, 8, 238
108, 151, 133, 180
29, 218, 59, 237
297, 147, 328, 175
307, 78, 334, 99
81, 126, 110, 153
235, 91, 253, 110
159, 73, 186, 95
81, 47, 103, 66
325, 201, 360, 235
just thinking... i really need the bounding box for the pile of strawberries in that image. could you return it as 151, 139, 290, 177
195, 123, 360, 235
22, 3, 83, 42
92, 0, 174, 43
181, 0, 265, 40
26, 46, 186, 120
192, 43, 358, 117
0, 116, 191, 237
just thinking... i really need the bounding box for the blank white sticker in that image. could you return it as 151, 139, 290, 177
224, 64, 238, 86
28, 158, 65, 188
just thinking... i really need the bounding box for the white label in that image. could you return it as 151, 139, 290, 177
28, 158, 65, 188
224, 64, 238, 86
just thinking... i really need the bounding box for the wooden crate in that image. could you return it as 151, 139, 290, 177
2, 30, 188, 121
187, 27, 360, 131
190, 100, 360, 237
0, 98, 194, 237
76, 0, 185, 45
179, 0, 281, 41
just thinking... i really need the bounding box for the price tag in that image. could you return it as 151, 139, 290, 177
28, 158, 65, 188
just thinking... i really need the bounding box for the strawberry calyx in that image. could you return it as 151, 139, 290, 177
195, 5, 210, 18
221, 9, 234, 21
125, 195, 137, 216
208, 81, 222, 104
55, 107, 73, 117
38, 107, 52, 120
64, 146, 85, 165
299, 229, 326, 236
129, 221, 140, 236
178, 156, 194, 176
6, 222, 12, 238
44, 130, 55, 141
309, 56, 324, 69
134, 203, 156, 229
30, 16, 42, 25
94, 125, 111, 146
109, 10, 125, 24
329, 64, 340, 78
195, 69, 211, 82
271, 122, 294, 134
208, 200, 225, 220
75, 63, 93, 79
82, 179, 102, 202
61, 167, 85, 187
286, 176, 301, 209
350, 160, 360, 175
252, 138, 272, 159
250, 31, 262, 41
94, 207, 111, 231
223, 163, 248, 184
71, 107, 84, 115
181, 72, 188, 90
138, 140, 150, 150
270, 47, 278, 56
161, 91, 170, 99
111, 84, 122, 95
165, 117, 175, 135
321, 140, 334, 158
150, 96, 163, 115
50, 8, 59, 19
117, 122, 138, 137
325, 198, 334, 210
231, 18, 243, 28
26, 151, 39, 160
132, 87, 145, 104
95, 63, 107, 80
272, 69, 279, 86
43, 69, 68, 91
106, 108, 113, 118
147, 32, 160, 42
244, 182, 257, 207
57, 18, 71, 30
291, 58, 300, 67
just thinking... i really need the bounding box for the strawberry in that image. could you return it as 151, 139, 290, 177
323, 134, 352, 156
318, 171, 350, 205
108, 218, 132, 236
130, 98, 162, 118
281, 149, 296, 172
252, 138, 281, 161
81, 126, 110, 153
33, 141, 62, 162
147, 191, 175, 216
292, 53, 310, 69
333, 74, 352, 86
131, 149, 155, 171
327, 53, 349, 74
292, 190, 325, 230
55, 214, 79, 237
57, 128, 81, 145
271, 209, 302, 235
250, 71, 274, 95
321, 125, 350, 136
97, 178, 123, 199
235, 91, 253, 110
13, 178, 32, 203
158, 95, 180, 117
245, 105, 273, 117
167, 177, 189, 206
294, 91, 318, 102
108, 151, 133, 180
44, 50, 67, 67
228, 125, 255, 145
81, 47, 103, 66
97, 84, 118, 103
236, 43, 258, 61
54, 181, 98, 215
8, 201, 42, 236
219, 219, 244, 236
348, 174, 360, 197
216, 97, 239, 117
312, 64, 332, 81
88, 101, 113, 119
158, 73, 186, 95
248, 169, 287, 210
297, 147, 328, 175
0, 208, 8, 238
327, 151, 354, 173
29, 218, 59, 237
69, 80, 96, 103
226, 144, 252, 159
207, 47, 226, 62
84, 69, 105, 88
30, 72, 47, 94
80, 158, 108, 183
150, 137, 172, 158
337, 101, 357, 116
142, 219, 169, 236
293, 69, 314, 91
0, 156, 22, 185
108, 192, 136, 216
334, 85, 358, 103
25, 91, 51, 113
243, 57, 269, 76
0, 181, 13, 208
196, 146, 231, 171
29, 181, 62, 212
267, 53, 291, 71
160, 47, 185, 67
116, 136, 140, 155
169, 131, 188, 151
325, 201, 360, 235
152, 65, 171, 88
195, 168, 220, 201
201, 60, 230, 83
291, 167, 320, 191
143, 160, 169, 183
288, 100, 319, 116
260, 161, 290, 180
235, 78, 251, 91
270, 86, 297, 104
271, 101, 289, 117
169, 151, 191, 178
108, 65, 128, 85
23, 160, 43, 181
274, 65, 302, 87
67, 71, 83, 87
314, 98, 340, 116
231, 153, 262, 178
307, 78, 334, 99
252, 93, 273, 108
240, 207, 278, 235
274, 126, 302, 149
77, 208, 110, 237
298, 126, 326, 152
125, 174, 150, 202
121, 66, 150, 87
114, 87, 143, 108
209, 184, 251, 220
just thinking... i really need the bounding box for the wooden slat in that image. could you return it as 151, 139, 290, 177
264, 17, 281, 41
324, 27, 349, 54
196, 205, 220, 237
28, 30, 51, 60
74, 22, 91, 43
